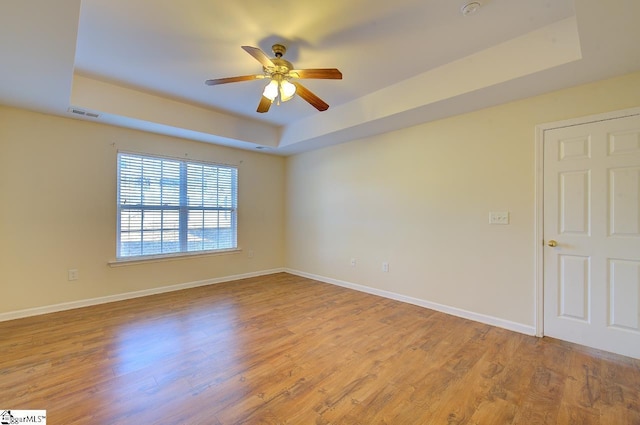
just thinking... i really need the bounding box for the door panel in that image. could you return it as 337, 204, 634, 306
609, 167, 640, 236
559, 170, 590, 235
609, 259, 640, 331
558, 254, 590, 321
544, 114, 640, 359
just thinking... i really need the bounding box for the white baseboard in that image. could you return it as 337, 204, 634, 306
285, 268, 536, 336
2, 268, 536, 337
0, 268, 285, 323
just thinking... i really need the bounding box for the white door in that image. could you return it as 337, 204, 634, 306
543, 113, 640, 359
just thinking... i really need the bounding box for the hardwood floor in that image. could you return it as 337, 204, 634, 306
1, 272, 639, 424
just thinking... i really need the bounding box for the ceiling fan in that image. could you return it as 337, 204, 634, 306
205, 44, 342, 113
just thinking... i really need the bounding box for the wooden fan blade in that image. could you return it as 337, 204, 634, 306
241, 46, 275, 68
290, 68, 342, 80
292, 82, 329, 111
257, 96, 272, 113
205, 75, 264, 85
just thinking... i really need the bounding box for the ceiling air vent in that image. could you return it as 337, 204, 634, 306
67, 107, 100, 119
461, 1, 482, 16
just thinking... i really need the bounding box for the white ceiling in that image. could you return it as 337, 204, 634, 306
1, 0, 639, 155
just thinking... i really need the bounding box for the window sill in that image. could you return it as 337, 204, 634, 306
108, 248, 242, 267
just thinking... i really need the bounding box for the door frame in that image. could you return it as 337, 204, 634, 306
534, 106, 640, 338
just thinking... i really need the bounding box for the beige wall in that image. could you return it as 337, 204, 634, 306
0, 107, 285, 314
2, 71, 639, 323
285, 71, 640, 328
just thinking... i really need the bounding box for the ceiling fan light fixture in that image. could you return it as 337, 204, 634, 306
262, 79, 279, 101
263, 78, 297, 103
280, 80, 297, 102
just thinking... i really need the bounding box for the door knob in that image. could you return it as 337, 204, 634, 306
547, 240, 558, 247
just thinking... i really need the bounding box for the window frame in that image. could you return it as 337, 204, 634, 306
115, 151, 238, 261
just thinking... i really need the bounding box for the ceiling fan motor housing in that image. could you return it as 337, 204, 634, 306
266, 58, 294, 76
264, 45, 293, 76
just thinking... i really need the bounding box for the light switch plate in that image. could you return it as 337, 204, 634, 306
489, 211, 510, 225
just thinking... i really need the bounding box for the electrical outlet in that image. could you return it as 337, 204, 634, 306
350, 258, 356, 267
68, 269, 79, 281
489, 211, 510, 225
382, 262, 389, 272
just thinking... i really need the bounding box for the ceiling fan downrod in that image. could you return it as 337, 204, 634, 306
272, 44, 286, 58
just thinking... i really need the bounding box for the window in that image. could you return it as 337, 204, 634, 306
117, 152, 237, 259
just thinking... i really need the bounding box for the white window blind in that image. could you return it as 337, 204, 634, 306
117, 152, 237, 258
